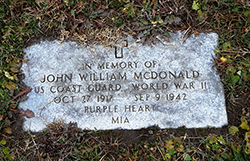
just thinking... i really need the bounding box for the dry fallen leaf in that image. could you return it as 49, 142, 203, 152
21, 109, 35, 118
21, 59, 29, 63
220, 56, 227, 63
5, 127, 12, 134
10, 108, 35, 118
13, 87, 32, 100
6, 81, 16, 93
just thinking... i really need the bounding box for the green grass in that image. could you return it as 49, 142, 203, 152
0, 0, 249, 160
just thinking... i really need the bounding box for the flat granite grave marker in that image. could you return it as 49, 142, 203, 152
20, 32, 228, 132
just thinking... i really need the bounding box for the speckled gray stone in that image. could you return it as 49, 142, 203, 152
20, 32, 227, 132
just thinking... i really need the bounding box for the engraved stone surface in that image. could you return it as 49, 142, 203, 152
20, 32, 228, 132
